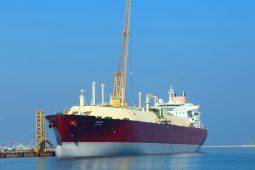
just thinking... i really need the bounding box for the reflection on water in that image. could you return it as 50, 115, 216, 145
3, 148, 255, 170
37, 157, 47, 170
36, 152, 204, 170
167, 153, 203, 170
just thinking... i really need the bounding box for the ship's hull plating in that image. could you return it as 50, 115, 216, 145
56, 142, 201, 157
46, 115, 207, 158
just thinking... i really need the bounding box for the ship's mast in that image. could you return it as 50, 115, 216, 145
112, 0, 131, 107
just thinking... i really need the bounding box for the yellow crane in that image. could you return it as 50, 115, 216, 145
111, 0, 131, 107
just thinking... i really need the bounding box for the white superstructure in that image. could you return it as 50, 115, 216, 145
65, 82, 203, 129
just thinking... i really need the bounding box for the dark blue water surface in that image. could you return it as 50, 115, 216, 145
1, 148, 255, 170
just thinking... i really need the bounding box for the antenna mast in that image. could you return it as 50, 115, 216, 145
112, 0, 131, 107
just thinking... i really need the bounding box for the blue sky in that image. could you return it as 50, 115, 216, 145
0, 0, 255, 146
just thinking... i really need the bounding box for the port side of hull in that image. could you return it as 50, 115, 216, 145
46, 115, 207, 145
56, 142, 201, 158
46, 115, 207, 157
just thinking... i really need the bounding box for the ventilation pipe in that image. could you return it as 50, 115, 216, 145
145, 94, 150, 112
92, 81, 96, 105
168, 86, 174, 103
182, 91, 186, 97
101, 83, 105, 106
109, 94, 113, 105
154, 96, 158, 107
79, 89, 85, 112
138, 92, 142, 109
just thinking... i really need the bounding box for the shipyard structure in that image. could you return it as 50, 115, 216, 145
0, 111, 55, 158
46, 0, 207, 158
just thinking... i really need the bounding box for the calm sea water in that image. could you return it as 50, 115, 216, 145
1, 148, 255, 170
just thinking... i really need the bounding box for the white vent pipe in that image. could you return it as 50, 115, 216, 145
92, 81, 96, 105
101, 83, 105, 106
182, 91, 186, 97
79, 89, 85, 112
154, 96, 158, 107
109, 94, 113, 104
138, 92, 142, 109
168, 86, 174, 103
145, 95, 150, 112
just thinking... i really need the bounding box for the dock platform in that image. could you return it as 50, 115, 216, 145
0, 150, 55, 158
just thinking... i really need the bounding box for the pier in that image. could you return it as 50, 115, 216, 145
0, 110, 55, 158
0, 149, 55, 158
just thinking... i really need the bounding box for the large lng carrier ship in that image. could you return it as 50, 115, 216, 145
46, 0, 207, 158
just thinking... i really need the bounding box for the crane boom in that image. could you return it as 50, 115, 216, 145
111, 0, 131, 107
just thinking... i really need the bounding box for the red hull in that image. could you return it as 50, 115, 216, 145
46, 115, 207, 146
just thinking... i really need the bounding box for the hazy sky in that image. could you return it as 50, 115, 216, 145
0, 0, 255, 146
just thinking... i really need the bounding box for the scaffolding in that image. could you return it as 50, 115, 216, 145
36, 110, 45, 146
35, 110, 53, 155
